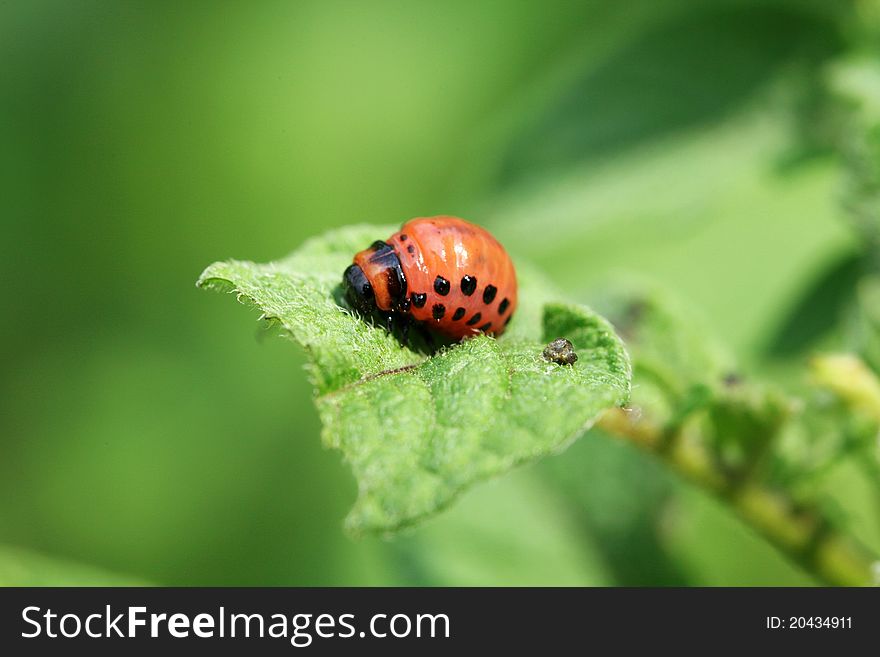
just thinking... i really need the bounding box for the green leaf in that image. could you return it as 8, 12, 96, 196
499, 2, 842, 186
391, 470, 614, 586
761, 251, 863, 359
707, 382, 792, 472
198, 224, 630, 533
601, 284, 867, 497
600, 284, 734, 407
826, 57, 880, 250
0, 544, 150, 586
603, 285, 795, 459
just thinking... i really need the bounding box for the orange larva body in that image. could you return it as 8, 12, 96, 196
344, 216, 517, 340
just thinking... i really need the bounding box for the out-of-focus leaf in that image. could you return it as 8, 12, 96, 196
826, 57, 880, 249
600, 285, 735, 404
0, 545, 150, 586
198, 225, 630, 533
762, 251, 863, 358
707, 383, 793, 471
389, 470, 612, 586
827, 56, 880, 125
852, 275, 880, 370
600, 285, 795, 476
540, 429, 691, 586
663, 486, 815, 586
593, 284, 878, 584
499, 2, 844, 186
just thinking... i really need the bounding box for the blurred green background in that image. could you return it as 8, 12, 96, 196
2, 0, 879, 586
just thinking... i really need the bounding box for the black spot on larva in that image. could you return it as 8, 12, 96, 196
406, 244, 415, 254
478, 321, 492, 332
411, 292, 427, 308
504, 316, 512, 326
399, 234, 408, 241
460, 275, 477, 296
498, 298, 510, 315
452, 307, 466, 321
482, 285, 497, 304
432, 303, 446, 320
466, 312, 482, 326
542, 337, 578, 366
434, 275, 450, 296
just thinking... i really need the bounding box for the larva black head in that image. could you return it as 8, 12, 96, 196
343, 263, 376, 315
347, 240, 408, 314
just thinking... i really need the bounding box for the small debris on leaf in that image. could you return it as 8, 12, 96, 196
543, 337, 578, 366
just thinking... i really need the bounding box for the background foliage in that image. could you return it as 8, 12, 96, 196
2, 0, 879, 585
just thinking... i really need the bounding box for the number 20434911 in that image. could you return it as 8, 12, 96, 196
766, 617, 852, 629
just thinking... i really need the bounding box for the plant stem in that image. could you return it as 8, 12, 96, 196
598, 408, 878, 587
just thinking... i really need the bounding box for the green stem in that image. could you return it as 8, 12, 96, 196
598, 408, 878, 587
